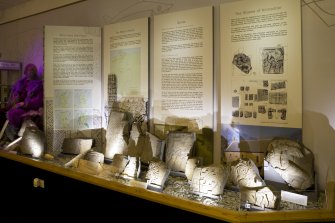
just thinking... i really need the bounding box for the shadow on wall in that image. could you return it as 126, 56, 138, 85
303, 110, 335, 190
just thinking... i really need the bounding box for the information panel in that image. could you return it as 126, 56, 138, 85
103, 18, 149, 104
221, 0, 302, 128
44, 25, 102, 151
153, 6, 213, 131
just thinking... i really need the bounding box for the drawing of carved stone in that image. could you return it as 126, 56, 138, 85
165, 132, 196, 172
105, 111, 132, 159
262, 47, 284, 74
20, 126, 45, 158
241, 186, 279, 209
232, 53, 252, 74
123, 156, 141, 179
190, 164, 228, 197
110, 154, 129, 176
230, 158, 266, 188
185, 157, 202, 181
145, 159, 170, 188
265, 139, 314, 190
61, 138, 93, 155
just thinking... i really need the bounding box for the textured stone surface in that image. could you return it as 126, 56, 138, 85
165, 132, 196, 172
230, 158, 266, 188
123, 156, 141, 179
128, 131, 165, 164
241, 186, 279, 209
145, 159, 170, 187
265, 139, 314, 190
105, 111, 132, 159
185, 157, 201, 181
191, 164, 228, 197
84, 150, 104, 164
110, 153, 129, 175
20, 126, 45, 158
61, 138, 93, 155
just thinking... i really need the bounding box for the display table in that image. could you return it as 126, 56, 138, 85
0, 150, 334, 222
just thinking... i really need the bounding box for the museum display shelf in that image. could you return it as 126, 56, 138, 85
0, 150, 334, 222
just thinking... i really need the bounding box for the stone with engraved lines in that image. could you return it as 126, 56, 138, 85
241, 186, 279, 209
110, 153, 129, 176
105, 111, 132, 159
145, 159, 170, 188
190, 164, 228, 198
265, 139, 314, 190
165, 132, 196, 172
123, 156, 141, 179
185, 157, 202, 181
230, 158, 266, 188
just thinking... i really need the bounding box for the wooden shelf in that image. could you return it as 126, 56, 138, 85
0, 150, 334, 222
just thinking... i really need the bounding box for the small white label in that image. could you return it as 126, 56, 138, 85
281, 190, 308, 206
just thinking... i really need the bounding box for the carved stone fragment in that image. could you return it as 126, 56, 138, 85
241, 186, 279, 209
105, 111, 132, 159
110, 153, 129, 176
123, 156, 141, 179
61, 138, 93, 155
145, 159, 170, 188
165, 132, 196, 172
191, 164, 228, 197
185, 157, 202, 181
84, 150, 104, 164
20, 126, 45, 158
265, 139, 314, 190
230, 158, 266, 188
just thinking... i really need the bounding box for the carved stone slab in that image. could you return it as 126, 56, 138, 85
165, 132, 196, 172
241, 186, 279, 209
185, 157, 202, 181
123, 156, 141, 179
105, 111, 132, 159
20, 126, 45, 158
61, 138, 93, 155
265, 139, 314, 190
191, 164, 228, 197
230, 158, 266, 188
145, 160, 170, 188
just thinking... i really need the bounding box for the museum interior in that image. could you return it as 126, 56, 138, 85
0, 0, 334, 222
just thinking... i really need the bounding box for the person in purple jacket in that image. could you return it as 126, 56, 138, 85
5, 63, 43, 140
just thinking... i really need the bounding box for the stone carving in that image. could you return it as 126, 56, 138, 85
77, 159, 103, 175
145, 159, 170, 189
165, 132, 196, 172
241, 186, 279, 209
144, 132, 165, 162
190, 164, 228, 198
18, 119, 38, 137
61, 138, 93, 155
84, 150, 104, 164
20, 126, 44, 158
110, 154, 129, 176
123, 156, 141, 179
185, 157, 202, 181
128, 132, 165, 164
265, 139, 314, 190
230, 158, 266, 188
105, 111, 132, 159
